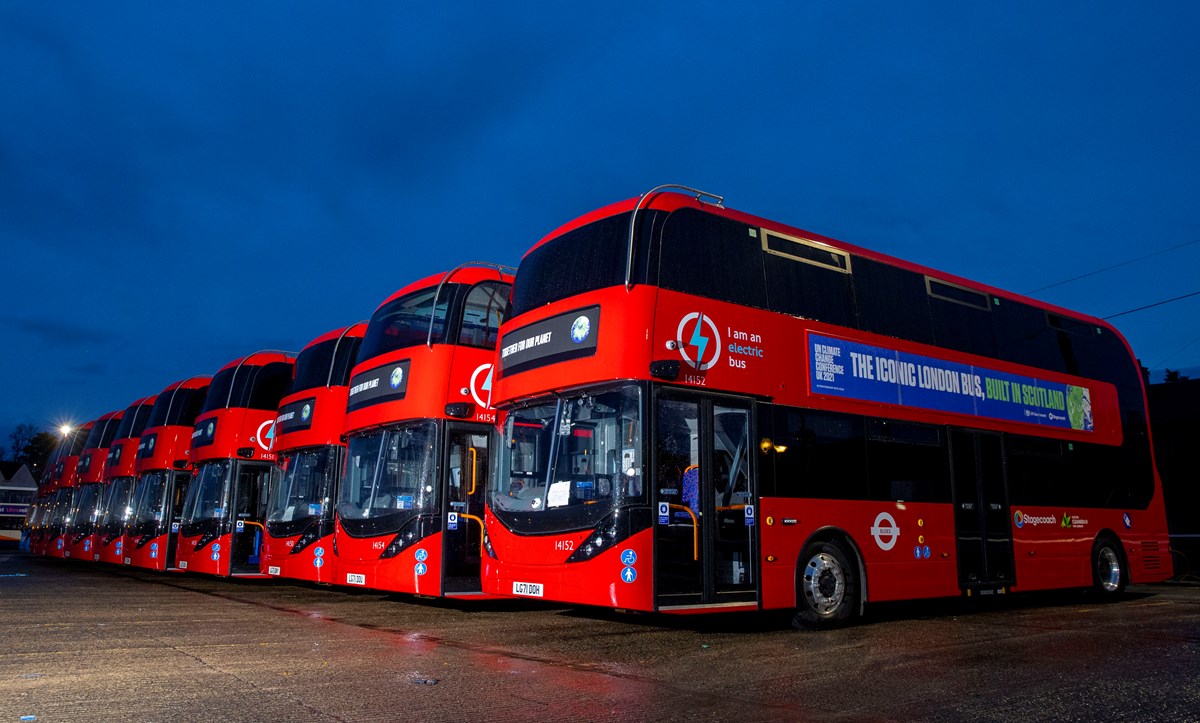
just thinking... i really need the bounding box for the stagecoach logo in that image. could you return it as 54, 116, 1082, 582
570, 315, 591, 344
1013, 510, 1057, 528
870, 512, 900, 550
676, 312, 722, 371
300, 403, 311, 421
390, 366, 405, 389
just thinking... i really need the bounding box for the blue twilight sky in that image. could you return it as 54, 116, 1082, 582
3, 2, 1199, 443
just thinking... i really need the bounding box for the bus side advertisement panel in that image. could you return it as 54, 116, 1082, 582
805, 332, 1119, 443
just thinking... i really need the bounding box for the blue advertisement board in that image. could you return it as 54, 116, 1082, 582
809, 333, 1094, 432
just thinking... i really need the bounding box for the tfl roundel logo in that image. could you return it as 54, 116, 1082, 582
676, 312, 721, 371
870, 512, 900, 551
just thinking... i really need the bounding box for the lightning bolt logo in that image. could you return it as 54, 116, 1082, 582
689, 313, 710, 362
676, 312, 721, 371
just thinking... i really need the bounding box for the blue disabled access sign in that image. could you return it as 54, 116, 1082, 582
809, 333, 1095, 432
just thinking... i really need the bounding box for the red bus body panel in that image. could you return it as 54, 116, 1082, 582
66, 410, 123, 562
124, 377, 211, 571
260, 384, 348, 583
338, 341, 498, 595
337, 269, 510, 597
93, 396, 156, 563
262, 324, 365, 585
175, 353, 293, 578
48, 421, 94, 559
175, 406, 279, 576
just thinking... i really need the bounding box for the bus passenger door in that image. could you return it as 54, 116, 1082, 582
654, 393, 757, 608
231, 462, 274, 574
165, 471, 192, 568
950, 430, 1015, 590
442, 426, 490, 594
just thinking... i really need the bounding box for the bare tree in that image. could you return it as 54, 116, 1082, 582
8, 423, 37, 462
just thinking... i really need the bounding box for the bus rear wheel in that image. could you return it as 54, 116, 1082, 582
793, 540, 857, 629
1091, 537, 1127, 599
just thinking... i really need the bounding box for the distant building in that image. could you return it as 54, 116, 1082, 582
1147, 378, 1200, 578
0, 462, 37, 542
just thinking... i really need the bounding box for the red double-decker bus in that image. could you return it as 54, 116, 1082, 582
124, 377, 210, 570
28, 431, 68, 556
93, 395, 157, 564
63, 410, 124, 561
337, 265, 511, 596
176, 352, 295, 577
262, 324, 365, 583
45, 421, 93, 558
482, 186, 1171, 627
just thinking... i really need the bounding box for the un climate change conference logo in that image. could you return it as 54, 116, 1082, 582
390, 366, 404, 389
676, 312, 721, 371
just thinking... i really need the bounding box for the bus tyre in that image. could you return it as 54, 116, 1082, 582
1091, 537, 1126, 600
793, 540, 857, 629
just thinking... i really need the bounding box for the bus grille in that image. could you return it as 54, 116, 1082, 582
1141, 540, 1163, 571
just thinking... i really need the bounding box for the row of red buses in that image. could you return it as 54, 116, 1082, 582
26, 188, 1173, 629
91, 395, 157, 563
262, 324, 365, 584
481, 186, 1173, 627
38, 421, 92, 556
63, 409, 123, 560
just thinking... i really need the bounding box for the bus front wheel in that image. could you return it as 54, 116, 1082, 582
1091, 536, 1127, 599
793, 540, 857, 629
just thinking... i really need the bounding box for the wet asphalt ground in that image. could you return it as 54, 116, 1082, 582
1, 550, 1197, 722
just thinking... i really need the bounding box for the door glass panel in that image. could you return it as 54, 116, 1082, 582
655, 398, 701, 598
232, 463, 274, 572
444, 429, 490, 591
951, 431, 1014, 588
951, 430, 983, 586
713, 405, 753, 593
979, 434, 1013, 584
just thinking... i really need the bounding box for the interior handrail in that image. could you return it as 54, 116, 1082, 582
667, 503, 699, 561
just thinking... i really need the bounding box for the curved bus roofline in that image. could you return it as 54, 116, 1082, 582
221, 349, 299, 409
426, 261, 517, 349
626, 184, 724, 291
